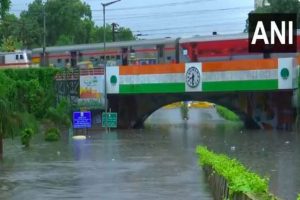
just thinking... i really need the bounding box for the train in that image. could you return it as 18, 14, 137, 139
1, 31, 300, 69
0, 50, 31, 68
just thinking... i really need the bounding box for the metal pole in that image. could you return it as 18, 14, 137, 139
102, 0, 121, 132
42, 2, 46, 66
103, 4, 108, 132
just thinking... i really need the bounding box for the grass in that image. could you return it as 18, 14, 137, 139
216, 105, 240, 122
196, 146, 276, 199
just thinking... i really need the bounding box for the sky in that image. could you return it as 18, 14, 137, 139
10, 0, 254, 39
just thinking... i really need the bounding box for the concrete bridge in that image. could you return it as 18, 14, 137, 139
56, 57, 299, 129
105, 57, 298, 129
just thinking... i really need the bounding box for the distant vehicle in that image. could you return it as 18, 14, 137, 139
77, 61, 93, 69
0, 50, 31, 68
31, 31, 300, 68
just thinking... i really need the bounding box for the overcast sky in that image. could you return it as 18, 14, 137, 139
10, 0, 254, 39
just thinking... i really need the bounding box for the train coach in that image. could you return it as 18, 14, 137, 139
31, 32, 300, 68
0, 50, 31, 68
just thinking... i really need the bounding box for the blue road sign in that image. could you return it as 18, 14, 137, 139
73, 111, 92, 129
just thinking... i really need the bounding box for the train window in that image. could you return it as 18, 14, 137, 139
157, 45, 164, 58
16, 54, 19, 60
20, 54, 24, 60
111, 56, 115, 60
182, 49, 188, 56
116, 55, 121, 60
106, 56, 110, 60
65, 59, 69, 63
57, 59, 62, 63
100, 56, 104, 60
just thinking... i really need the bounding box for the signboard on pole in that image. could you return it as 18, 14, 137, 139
73, 111, 92, 129
102, 112, 118, 128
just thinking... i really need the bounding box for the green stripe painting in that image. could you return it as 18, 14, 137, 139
202, 80, 278, 92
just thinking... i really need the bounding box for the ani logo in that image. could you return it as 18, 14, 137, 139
186, 66, 200, 88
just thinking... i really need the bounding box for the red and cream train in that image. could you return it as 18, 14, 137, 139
2, 32, 300, 68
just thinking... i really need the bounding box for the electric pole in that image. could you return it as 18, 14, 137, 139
42, 1, 46, 66
112, 23, 119, 42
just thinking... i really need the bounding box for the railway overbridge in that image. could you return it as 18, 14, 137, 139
56, 57, 299, 129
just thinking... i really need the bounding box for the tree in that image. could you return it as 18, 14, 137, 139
0, 0, 10, 19
0, 97, 13, 159
90, 24, 135, 43
0, 0, 135, 48
246, 0, 300, 31
0, 36, 22, 51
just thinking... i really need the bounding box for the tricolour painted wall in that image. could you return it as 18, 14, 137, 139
106, 57, 298, 94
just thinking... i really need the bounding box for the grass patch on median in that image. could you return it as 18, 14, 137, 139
196, 146, 277, 199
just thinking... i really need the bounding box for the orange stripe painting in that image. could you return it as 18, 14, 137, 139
296, 56, 300, 65
203, 58, 278, 72
120, 63, 185, 75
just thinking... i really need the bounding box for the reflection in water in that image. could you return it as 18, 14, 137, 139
0, 123, 299, 200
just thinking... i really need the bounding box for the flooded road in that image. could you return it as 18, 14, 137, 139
0, 122, 300, 200
0, 128, 213, 200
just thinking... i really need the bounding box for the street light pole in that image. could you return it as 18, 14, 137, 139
102, 0, 121, 132
42, 1, 46, 66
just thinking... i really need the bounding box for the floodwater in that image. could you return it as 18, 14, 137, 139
0, 108, 299, 200
0, 129, 213, 200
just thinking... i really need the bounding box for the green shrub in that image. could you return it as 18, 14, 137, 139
216, 105, 240, 122
196, 146, 271, 198
21, 128, 34, 147
297, 194, 300, 200
45, 128, 60, 142
45, 98, 71, 127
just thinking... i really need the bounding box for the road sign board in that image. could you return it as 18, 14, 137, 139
102, 112, 118, 128
73, 111, 92, 129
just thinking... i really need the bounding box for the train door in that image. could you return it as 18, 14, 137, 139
70, 51, 78, 67
157, 44, 165, 64
121, 47, 128, 66
40, 52, 49, 66
0, 54, 5, 66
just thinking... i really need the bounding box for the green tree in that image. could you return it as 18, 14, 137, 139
90, 24, 135, 43
0, 98, 13, 159
246, 0, 300, 31
0, 36, 22, 51
0, 0, 10, 19
0, 0, 135, 48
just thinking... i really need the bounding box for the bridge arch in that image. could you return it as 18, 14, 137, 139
108, 92, 257, 129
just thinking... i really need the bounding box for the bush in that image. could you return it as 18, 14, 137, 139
21, 128, 34, 147
297, 194, 300, 200
45, 128, 60, 142
216, 105, 240, 122
45, 98, 71, 127
196, 146, 270, 198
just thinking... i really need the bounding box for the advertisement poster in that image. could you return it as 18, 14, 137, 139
78, 74, 105, 109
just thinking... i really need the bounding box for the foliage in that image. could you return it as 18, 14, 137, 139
44, 127, 60, 142
3, 68, 59, 118
21, 128, 34, 147
0, 97, 15, 138
216, 105, 240, 122
0, 68, 59, 137
0, 0, 10, 19
196, 146, 272, 198
0, 0, 135, 49
297, 194, 300, 200
0, 36, 22, 52
45, 98, 71, 127
245, 0, 300, 31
